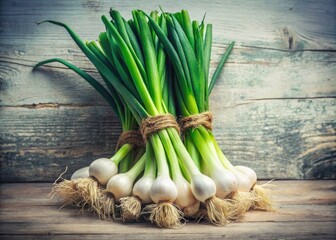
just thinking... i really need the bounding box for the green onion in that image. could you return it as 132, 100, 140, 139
35, 8, 272, 228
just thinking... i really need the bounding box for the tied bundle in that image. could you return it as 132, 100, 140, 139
34, 8, 272, 228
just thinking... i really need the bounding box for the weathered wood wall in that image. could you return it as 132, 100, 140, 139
0, 0, 335, 182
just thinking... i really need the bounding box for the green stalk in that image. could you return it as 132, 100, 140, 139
203, 24, 212, 84
119, 151, 133, 173
109, 9, 134, 53
187, 129, 221, 173
197, 126, 219, 155
145, 11, 202, 117
127, 151, 146, 179
86, 40, 143, 123
100, 33, 142, 101
210, 132, 237, 172
157, 14, 167, 90
172, 12, 182, 26
150, 10, 235, 182
111, 144, 134, 165
184, 133, 201, 170
33, 58, 122, 119
158, 130, 182, 180
208, 41, 235, 94
144, 12, 191, 100
124, 19, 145, 66
203, 24, 212, 108
98, 32, 118, 68
131, 10, 141, 39
181, 10, 195, 50
167, 128, 200, 177
165, 61, 176, 115
193, 21, 206, 112
144, 143, 157, 178
109, 10, 148, 85
173, 77, 190, 116
171, 15, 203, 112
149, 11, 159, 53
86, 40, 113, 69
102, 15, 158, 116
166, 18, 199, 114
86, 41, 138, 107
167, 18, 193, 94
36, 20, 149, 119
150, 135, 170, 177
135, 11, 163, 113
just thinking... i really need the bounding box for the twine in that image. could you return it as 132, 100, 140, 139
140, 114, 180, 142
116, 130, 144, 150
179, 111, 213, 132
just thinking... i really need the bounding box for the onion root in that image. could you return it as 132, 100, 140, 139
119, 196, 142, 222
142, 202, 185, 228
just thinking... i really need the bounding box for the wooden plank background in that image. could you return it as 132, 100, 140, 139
0, 0, 335, 182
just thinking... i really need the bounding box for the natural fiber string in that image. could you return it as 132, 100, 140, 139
116, 130, 144, 150
179, 111, 213, 132
140, 114, 180, 142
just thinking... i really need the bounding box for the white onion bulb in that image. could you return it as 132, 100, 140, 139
174, 176, 197, 209
150, 176, 177, 203
71, 166, 89, 180
211, 168, 238, 198
235, 165, 257, 186
89, 158, 118, 185
233, 169, 254, 192
106, 173, 133, 202
190, 174, 216, 203
132, 175, 155, 204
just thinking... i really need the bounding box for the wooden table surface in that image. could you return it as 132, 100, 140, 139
0, 180, 335, 239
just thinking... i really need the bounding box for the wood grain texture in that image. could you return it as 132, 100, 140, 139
0, 181, 335, 239
1, 0, 335, 49
0, 106, 121, 182
212, 98, 336, 179
0, 0, 335, 182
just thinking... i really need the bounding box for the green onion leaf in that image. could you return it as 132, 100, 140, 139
33, 58, 120, 119
208, 41, 235, 94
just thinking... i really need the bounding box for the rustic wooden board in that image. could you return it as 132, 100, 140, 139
1, 45, 335, 106
1, 0, 335, 49
1, 99, 335, 182
213, 98, 336, 179
0, 0, 335, 182
0, 181, 335, 239
0, 106, 121, 182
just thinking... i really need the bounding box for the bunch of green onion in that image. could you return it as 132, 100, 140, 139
35, 8, 272, 228
145, 11, 270, 222
37, 58, 145, 219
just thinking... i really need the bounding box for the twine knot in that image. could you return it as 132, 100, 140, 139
179, 111, 213, 132
116, 130, 144, 150
140, 114, 180, 142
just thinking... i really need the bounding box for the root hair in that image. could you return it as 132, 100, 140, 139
49, 179, 83, 207
250, 183, 274, 211
142, 202, 185, 228
96, 191, 115, 220
119, 196, 142, 222
205, 196, 237, 225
